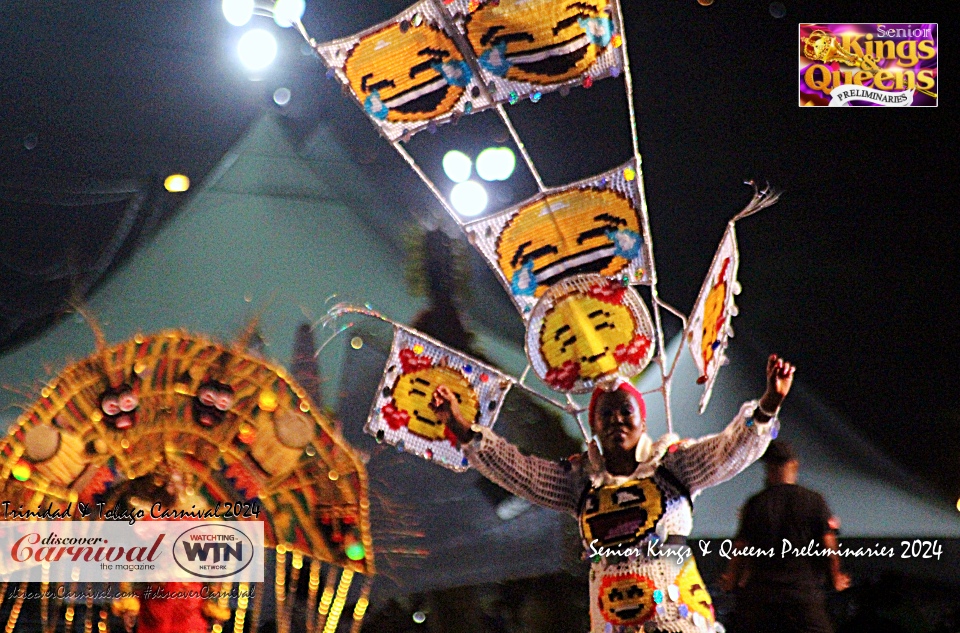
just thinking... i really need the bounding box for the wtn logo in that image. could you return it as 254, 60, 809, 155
172, 524, 257, 579
180, 541, 244, 564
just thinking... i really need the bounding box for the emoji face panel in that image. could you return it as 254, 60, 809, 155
465, 0, 612, 85
344, 22, 469, 123
392, 366, 479, 441
540, 293, 636, 381
597, 573, 656, 626
497, 188, 642, 298
676, 558, 714, 624
580, 478, 663, 548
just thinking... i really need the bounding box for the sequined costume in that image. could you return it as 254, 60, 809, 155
464, 400, 778, 633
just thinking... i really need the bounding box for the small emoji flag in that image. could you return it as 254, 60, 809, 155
366, 325, 513, 471
686, 224, 740, 413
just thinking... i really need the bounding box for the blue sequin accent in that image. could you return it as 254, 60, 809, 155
653, 589, 663, 604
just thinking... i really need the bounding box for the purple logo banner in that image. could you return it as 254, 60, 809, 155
799, 24, 937, 106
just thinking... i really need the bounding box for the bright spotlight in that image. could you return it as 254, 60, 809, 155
442, 150, 472, 183
222, 0, 254, 26
450, 181, 487, 217
476, 147, 516, 181
238, 30, 278, 71
273, 0, 305, 28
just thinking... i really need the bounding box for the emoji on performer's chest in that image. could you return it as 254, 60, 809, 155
344, 22, 470, 123
597, 573, 656, 626
581, 479, 663, 548
392, 366, 479, 440
465, 0, 614, 85
496, 188, 642, 298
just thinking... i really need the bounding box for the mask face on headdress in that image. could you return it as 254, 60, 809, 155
581, 478, 663, 549
193, 380, 235, 428
676, 558, 715, 624
596, 572, 656, 626
100, 384, 138, 430
527, 276, 654, 392
465, 0, 612, 85
496, 188, 642, 299
344, 22, 470, 123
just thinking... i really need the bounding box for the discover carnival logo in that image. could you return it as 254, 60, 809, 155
0, 520, 263, 583
799, 23, 937, 107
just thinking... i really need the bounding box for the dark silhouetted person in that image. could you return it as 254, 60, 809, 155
722, 440, 849, 633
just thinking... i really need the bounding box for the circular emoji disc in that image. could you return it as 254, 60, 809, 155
525, 274, 655, 393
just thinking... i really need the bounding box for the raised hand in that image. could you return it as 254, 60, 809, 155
758, 354, 795, 419
430, 385, 473, 444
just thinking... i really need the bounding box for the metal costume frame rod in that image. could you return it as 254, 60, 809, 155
426, 0, 549, 193
610, 0, 673, 434
319, 304, 588, 424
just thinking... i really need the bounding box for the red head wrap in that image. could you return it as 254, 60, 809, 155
588, 378, 646, 431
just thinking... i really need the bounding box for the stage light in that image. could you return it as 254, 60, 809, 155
223, 0, 254, 26
442, 150, 472, 183
164, 174, 190, 193
450, 181, 487, 217
273, 0, 305, 28
476, 147, 516, 181
238, 29, 278, 71
412, 611, 426, 624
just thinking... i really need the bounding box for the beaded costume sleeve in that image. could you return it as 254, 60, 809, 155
462, 426, 584, 517
663, 400, 777, 497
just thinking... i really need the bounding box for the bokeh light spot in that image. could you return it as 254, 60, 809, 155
450, 181, 487, 217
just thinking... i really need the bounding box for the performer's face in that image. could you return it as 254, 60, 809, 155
592, 389, 644, 457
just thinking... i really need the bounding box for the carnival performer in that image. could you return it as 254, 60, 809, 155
431, 354, 795, 633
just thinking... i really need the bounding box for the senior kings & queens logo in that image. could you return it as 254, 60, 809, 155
799, 24, 937, 106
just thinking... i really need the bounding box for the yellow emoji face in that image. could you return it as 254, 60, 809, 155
597, 573, 656, 626
497, 189, 642, 298
676, 558, 714, 624
580, 478, 663, 548
700, 258, 730, 367
540, 292, 636, 382
344, 22, 470, 123
391, 366, 479, 441
465, 0, 613, 85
